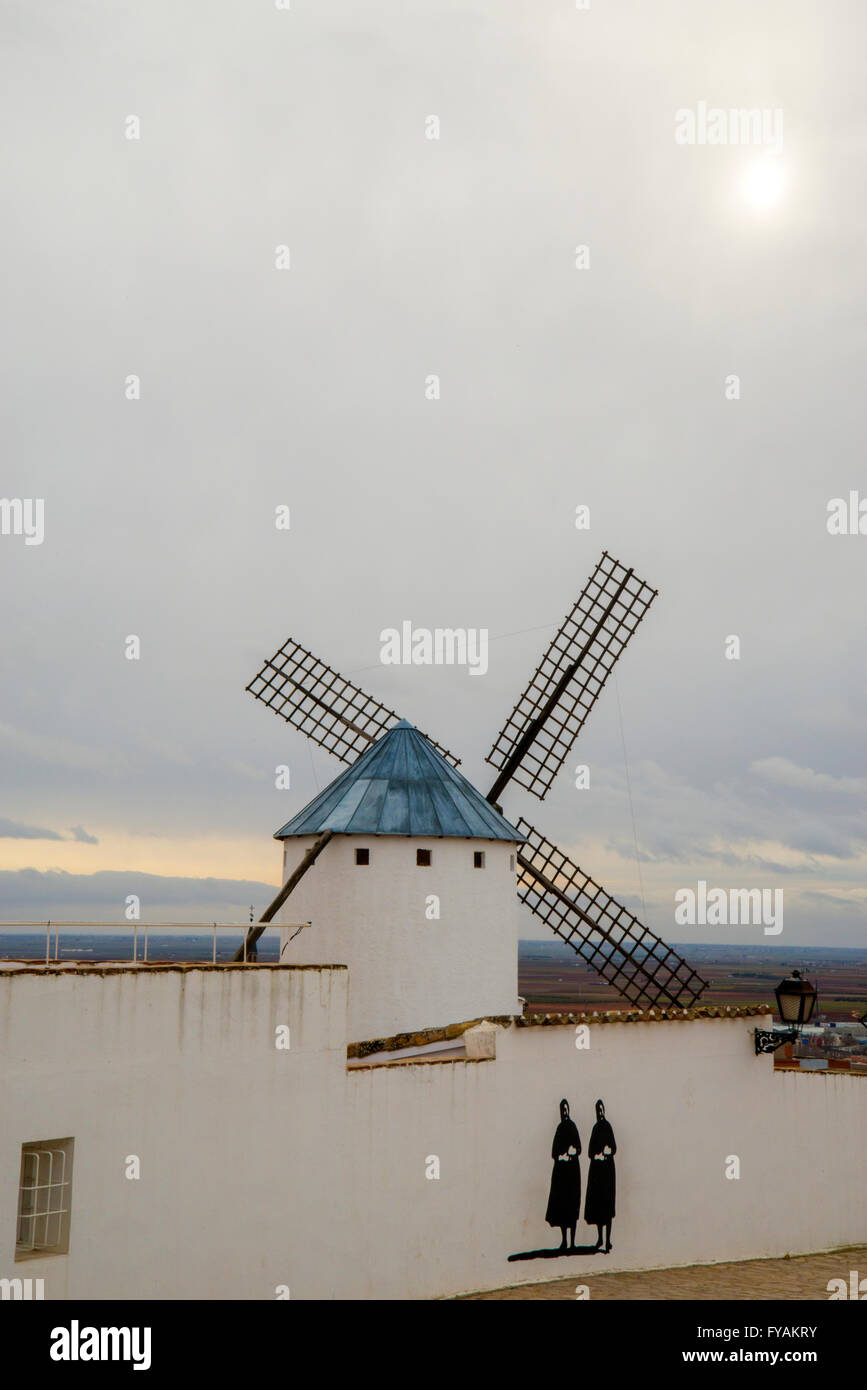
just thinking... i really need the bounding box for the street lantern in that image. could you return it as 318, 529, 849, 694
754, 970, 818, 1055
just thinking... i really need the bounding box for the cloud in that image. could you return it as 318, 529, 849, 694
0, 722, 130, 776
1, 0, 865, 953
0, 868, 278, 922
0, 817, 64, 841
68, 825, 99, 844
751, 757, 867, 800
800, 888, 867, 913
0, 818, 100, 844
581, 756, 867, 871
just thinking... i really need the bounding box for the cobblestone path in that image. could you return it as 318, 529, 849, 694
459, 1246, 867, 1300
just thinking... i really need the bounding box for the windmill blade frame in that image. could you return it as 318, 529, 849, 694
516, 817, 708, 1009
246, 636, 461, 767
486, 552, 658, 803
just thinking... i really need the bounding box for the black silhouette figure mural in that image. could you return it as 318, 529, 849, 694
585, 1098, 616, 1252
545, 1099, 582, 1251
509, 1096, 618, 1262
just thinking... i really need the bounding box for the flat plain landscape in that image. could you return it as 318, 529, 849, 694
519, 941, 867, 1021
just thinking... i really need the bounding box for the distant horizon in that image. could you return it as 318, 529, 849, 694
519, 938, 867, 957
0, 928, 864, 956
1, 862, 863, 952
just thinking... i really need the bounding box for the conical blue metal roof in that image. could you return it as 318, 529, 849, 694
274, 721, 523, 842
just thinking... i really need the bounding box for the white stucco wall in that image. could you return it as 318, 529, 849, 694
0, 965, 350, 1301
1, 965, 865, 1300
342, 1018, 867, 1298
276, 834, 520, 1040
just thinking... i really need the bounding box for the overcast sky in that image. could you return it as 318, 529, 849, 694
2, 0, 865, 951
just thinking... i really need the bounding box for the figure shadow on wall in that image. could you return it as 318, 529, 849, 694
508, 1097, 616, 1262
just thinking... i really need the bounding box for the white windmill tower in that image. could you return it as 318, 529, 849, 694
238, 552, 708, 1042
271, 720, 523, 1039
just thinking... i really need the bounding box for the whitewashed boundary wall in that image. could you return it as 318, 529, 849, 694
344, 1018, 867, 1297
0, 965, 864, 1299
0, 965, 349, 1301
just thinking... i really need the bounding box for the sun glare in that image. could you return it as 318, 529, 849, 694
742, 156, 786, 209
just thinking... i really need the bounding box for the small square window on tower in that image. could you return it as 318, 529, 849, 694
15, 1138, 74, 1261
416, 848, 431, 866
355, 848, 370, 866
473, 851, 485, 869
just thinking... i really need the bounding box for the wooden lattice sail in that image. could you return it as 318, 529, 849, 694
486, 552, 658, 803
516, 819, 707, 1009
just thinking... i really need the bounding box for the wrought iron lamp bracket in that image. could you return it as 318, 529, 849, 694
754, 1028, 798, 1055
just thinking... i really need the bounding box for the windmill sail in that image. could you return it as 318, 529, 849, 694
246, 637, 460, 767
516, 818, 707, 1008
486, 552, 657, 802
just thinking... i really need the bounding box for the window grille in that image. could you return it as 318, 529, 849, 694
15, 1139, 74, 1260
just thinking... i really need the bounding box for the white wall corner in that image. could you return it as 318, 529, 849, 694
463, 1020, 499, 1059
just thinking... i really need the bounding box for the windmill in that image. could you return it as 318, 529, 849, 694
238, 551, 708, 1011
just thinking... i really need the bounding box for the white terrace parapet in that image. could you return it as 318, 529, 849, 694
0, 967, 864, 1300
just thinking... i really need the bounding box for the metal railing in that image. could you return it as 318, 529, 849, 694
0, 922, 311, 967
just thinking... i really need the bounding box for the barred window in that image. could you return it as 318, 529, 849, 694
15, 1139, 74, 1260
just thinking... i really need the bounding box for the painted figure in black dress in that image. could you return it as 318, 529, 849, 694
545, 1098, 582, 1251
584, 1098, 616, 1252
